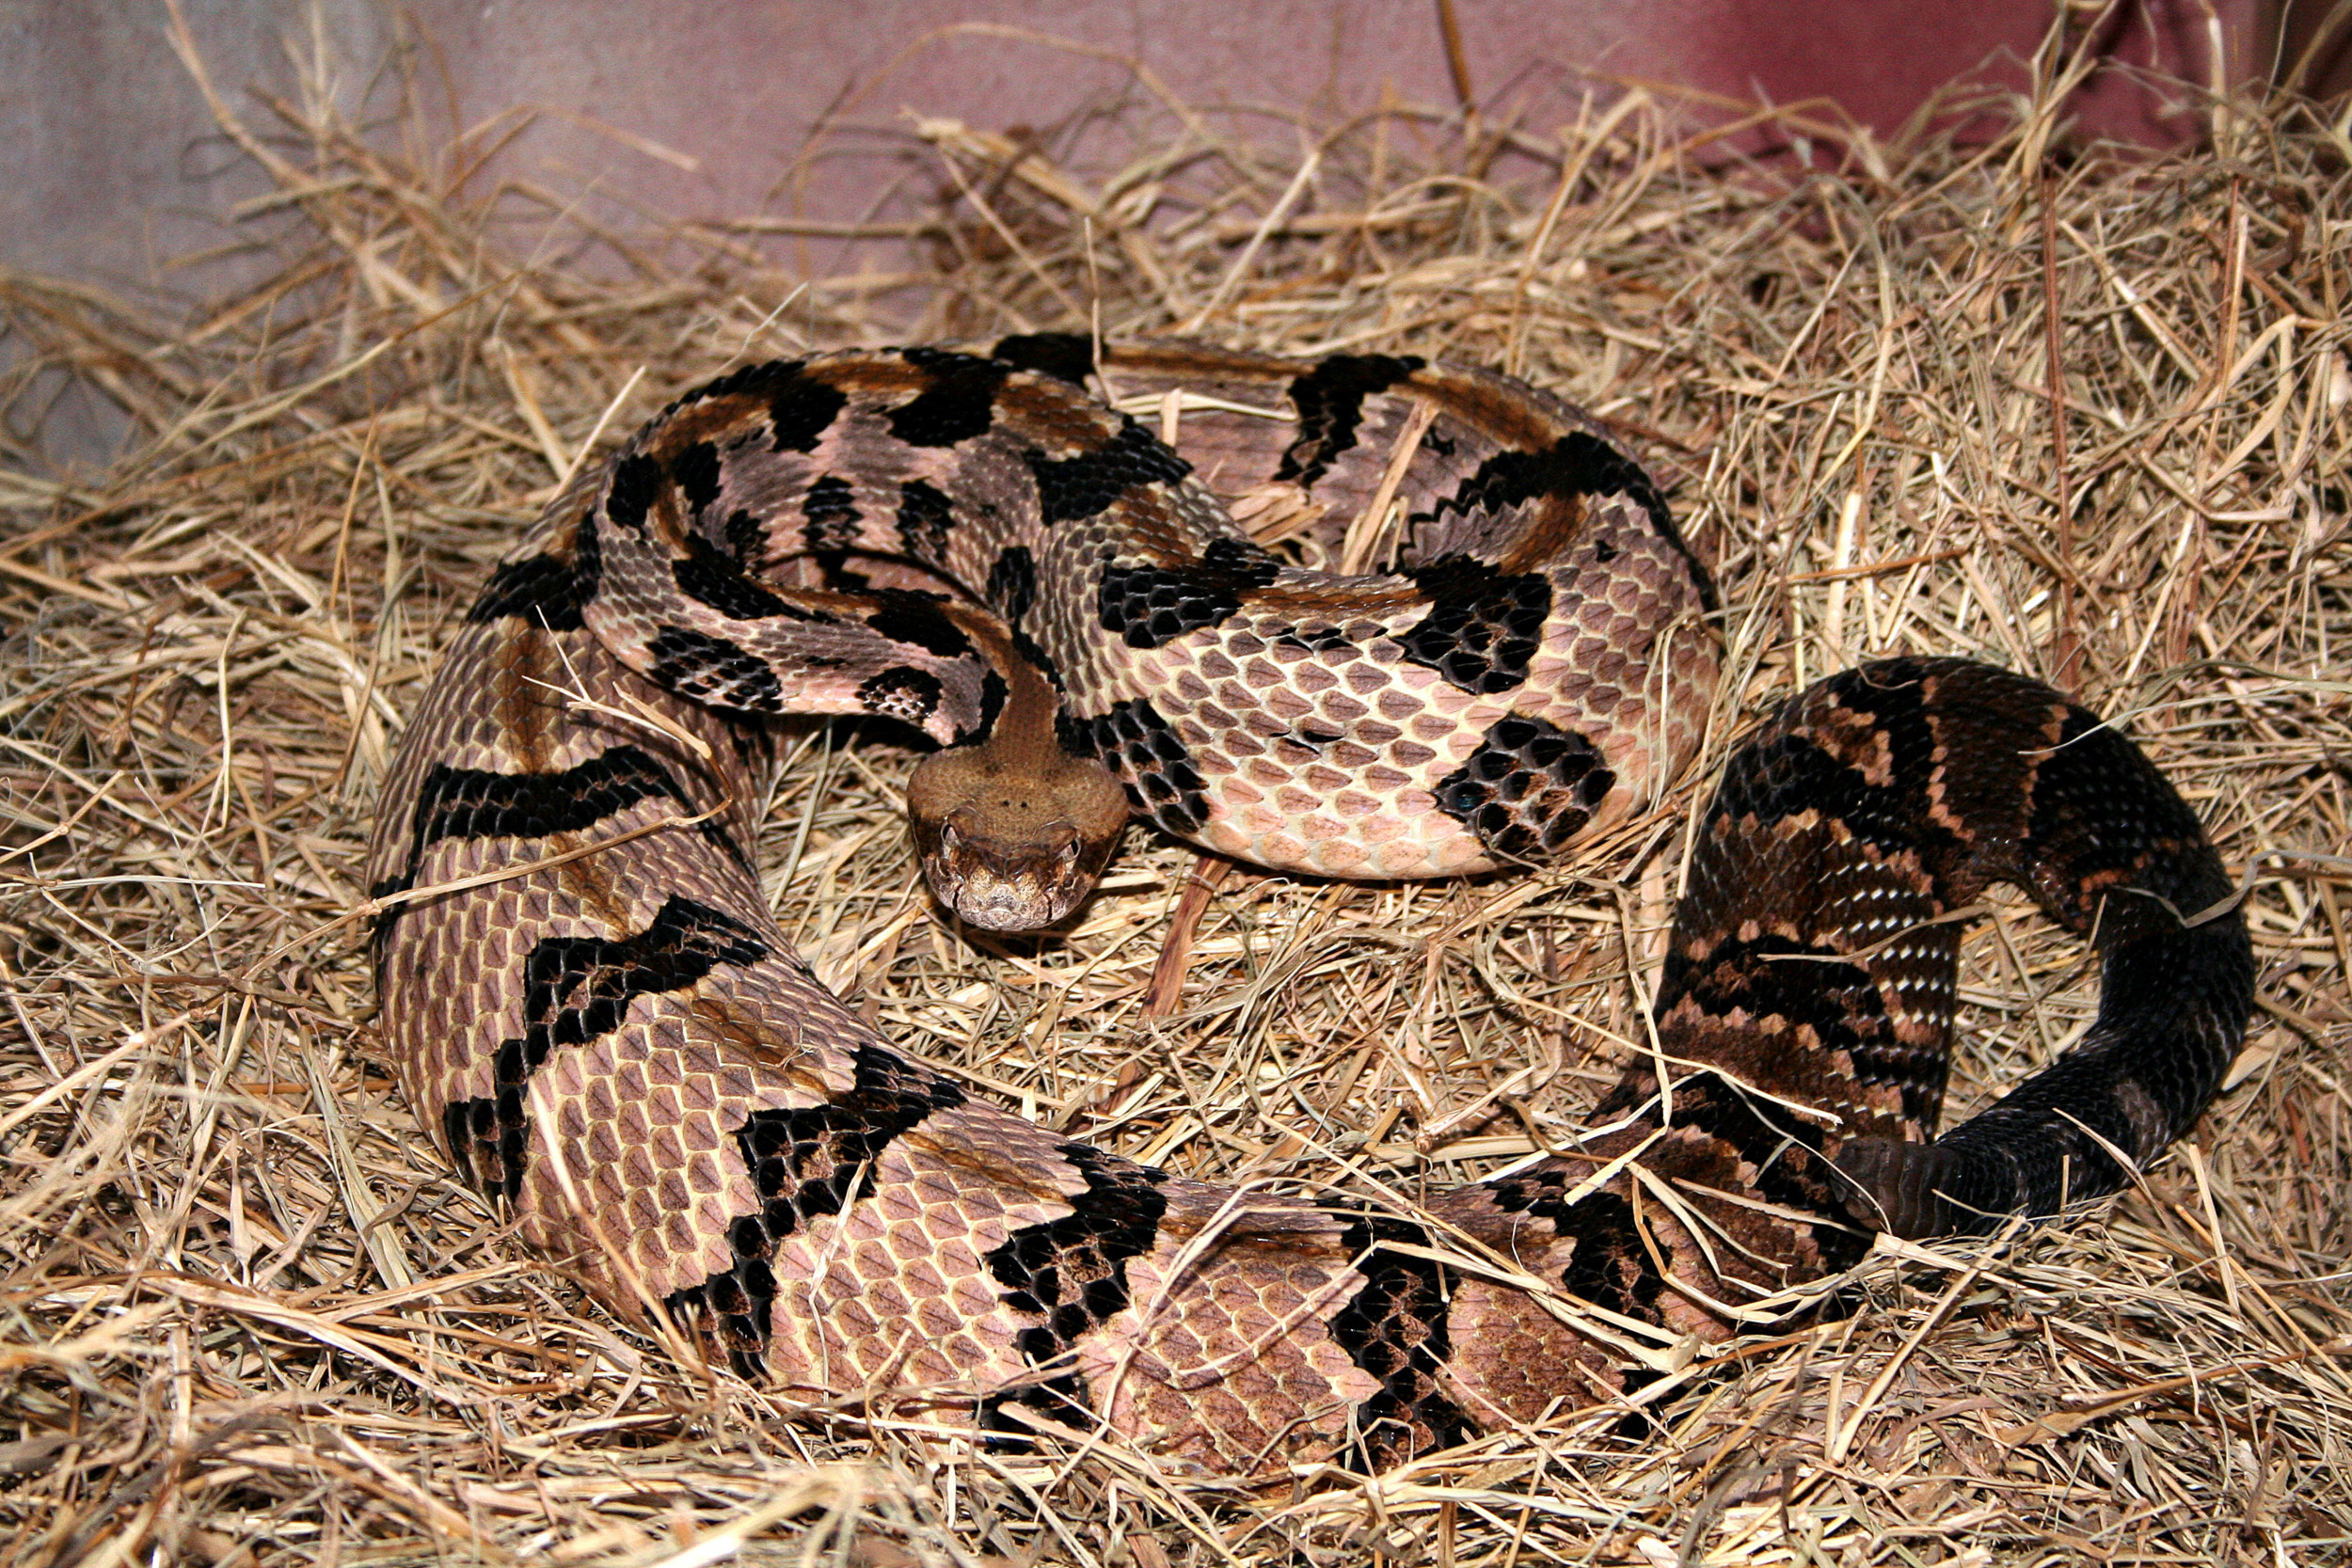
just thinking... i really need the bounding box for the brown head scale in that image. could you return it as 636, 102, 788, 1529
904, 609, 1129, 931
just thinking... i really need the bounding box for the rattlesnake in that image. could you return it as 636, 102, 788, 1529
365, 339, 2252, 1472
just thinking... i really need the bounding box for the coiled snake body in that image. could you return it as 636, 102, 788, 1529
367, 340, 2253, 1471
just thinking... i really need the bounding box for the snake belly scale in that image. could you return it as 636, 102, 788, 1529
365, 338, 2253, 1472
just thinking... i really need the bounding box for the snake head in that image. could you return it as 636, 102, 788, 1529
907, 744, 1129, 931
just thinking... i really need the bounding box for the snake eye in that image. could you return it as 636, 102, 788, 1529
940, 821, 961, 851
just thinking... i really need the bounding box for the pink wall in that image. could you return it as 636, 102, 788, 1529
4, 1, 2281, 289
0, 0, 2294, 467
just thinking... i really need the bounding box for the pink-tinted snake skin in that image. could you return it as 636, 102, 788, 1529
366, 338, 2253, 1473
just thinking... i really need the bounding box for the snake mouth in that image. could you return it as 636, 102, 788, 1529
915, 812, 1122, 931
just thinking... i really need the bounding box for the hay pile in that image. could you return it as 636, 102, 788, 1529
3, 26, 2348, 1568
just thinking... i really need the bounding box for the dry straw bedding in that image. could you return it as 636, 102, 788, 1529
1, 32, 2349, 1568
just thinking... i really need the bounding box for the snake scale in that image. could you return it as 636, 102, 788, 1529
366, 339, 2254, 1472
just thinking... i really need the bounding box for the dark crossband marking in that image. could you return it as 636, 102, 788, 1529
1434, 712, 1614, 860
800, 475, 862, 553
888, 349, 1011, 447
1604, 1073, 1874, 1269
1710, 670, 1948, 859
443, 895, 769, 1201
1485, 1177, 1673, 1327
645, 626, 786, 712
1479, 1171, 1680, 1418
2024, 705, 2215, 927
1326, 1207, 1472, 1470
856, 666, 946, 727
975, 669, 1009, 736
368, 745, 747, 956
1423, 432, 1668, 531
1025, 418, 1193, 524
1418, 433, 1713, 611
1661, 931, 1947, 1125
1277, 353, 1424, 489
672, 535, 818, 622
667, 1044, 966, 1377
471, 509, 605, 632
896, 479, 956, 565
1558, 1193, 1666, 1323
468, 548, 593, 632
863, 589, 972, 659
982, 1143, 1168, 1430
671, 358, 848, 453
989, 332, 1096, 386
391, 745, 738, 872
987, 545, 1038, 625
1400, 556, 1553, 693
1708, 732, 1926, 856
1097, 535, 1281, 649
1486, 1175, 1693, 1419
988, 546, 1063, 692
1057, 698, 1209, 835
766, 368, 850, 452
724, 507, 771, 564
672, 440, 723, 514
605, 453, 665, 534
